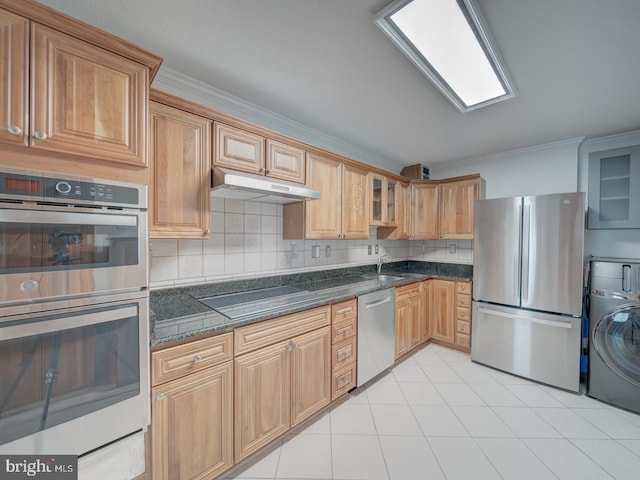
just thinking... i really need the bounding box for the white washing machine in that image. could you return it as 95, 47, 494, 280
588, 259, 640, 414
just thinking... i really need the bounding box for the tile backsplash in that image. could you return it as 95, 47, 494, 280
149, 198, 473, 289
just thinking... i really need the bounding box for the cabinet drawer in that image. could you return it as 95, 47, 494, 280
456, 281, 472, 295
456, 320, 471, 335
332, 336, 357, 371
456, 306, 471, 322
332, 299, 357, 322
234, 306, 330, 355
456, 293, 471, 307
332, 316, 357, 344
331, 363, 356, 400
397, 282, 421, 298
152, 333, 233, 386
455, 332, 471, 349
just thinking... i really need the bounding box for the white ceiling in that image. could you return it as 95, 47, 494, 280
37, 0, 640, 169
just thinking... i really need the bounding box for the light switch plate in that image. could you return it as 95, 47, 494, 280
368, 245, 372, 255
325, 245, 331, 257
311, 245, 320, 258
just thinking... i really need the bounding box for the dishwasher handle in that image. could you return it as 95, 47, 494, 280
363, 296, 392, 309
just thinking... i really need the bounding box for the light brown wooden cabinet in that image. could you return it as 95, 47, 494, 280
331, 299, 357, 400
378, 181, 411, 240
370, 174, 397, 227
283, 153, 369, 239
234, 306, 331, 462
149, 95, 212, 238
454, 281, 472, 352
431, 279, 456, 344
0, 10, 149, 166
395, 282, 422, 359
214, 122, 306, 183
421, 280, 433, 342
151, 334, 234, 480
439, 179, 481, 239
411, 183, 440, 239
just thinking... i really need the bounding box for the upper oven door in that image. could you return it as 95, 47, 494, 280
0, 204, 148, 304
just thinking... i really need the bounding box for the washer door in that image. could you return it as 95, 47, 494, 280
593, 304, 640, 386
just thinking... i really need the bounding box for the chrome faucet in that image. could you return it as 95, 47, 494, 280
377, 255, 388, 274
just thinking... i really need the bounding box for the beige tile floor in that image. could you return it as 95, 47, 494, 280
225, 343, 640, 480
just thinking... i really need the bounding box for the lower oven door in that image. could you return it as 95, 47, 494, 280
0, 293, 149, 455
0, 204, 148, 304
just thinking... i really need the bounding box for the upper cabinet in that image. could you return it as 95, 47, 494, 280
149, 92, 212, 239
0, 2, 162, 176
587, 144, 640, 229
214, 122, 305, 184
283, 153, 369, 239
370, 174, 398, 227
409, 175, 484, 240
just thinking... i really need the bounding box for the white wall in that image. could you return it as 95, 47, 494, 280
429, 138, 584, 198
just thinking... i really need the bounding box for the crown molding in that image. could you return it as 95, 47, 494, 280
152, 66, 404, 173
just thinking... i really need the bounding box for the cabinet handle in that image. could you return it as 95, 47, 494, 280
266, 169, 271, 174
33, 130, 48, 140
460, 298, 465, 304
461, 285, 466, 291
7, 125, 22, 136
337, 307, 352, 315
193, 354, 202, 363
460, 311, 465, 318
341, 328, 349, 334
156, 393, 164, 401
259, 167, 265, 172
286, 344, 293, 351
204, 229, 211, 234
293, 342, 299, 349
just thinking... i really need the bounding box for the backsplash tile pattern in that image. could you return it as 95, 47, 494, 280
150, 199, 473, 289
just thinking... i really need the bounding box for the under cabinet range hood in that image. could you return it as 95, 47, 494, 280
211, 167, 320, 204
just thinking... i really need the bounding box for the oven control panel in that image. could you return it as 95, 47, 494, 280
0, 171, 141, 206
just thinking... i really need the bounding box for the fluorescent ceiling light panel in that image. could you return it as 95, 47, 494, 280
375, 0, 515, 112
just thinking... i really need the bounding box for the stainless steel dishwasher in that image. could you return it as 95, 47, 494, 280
357, 288, 395, 387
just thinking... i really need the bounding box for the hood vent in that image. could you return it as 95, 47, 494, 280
211, 167, 321, 204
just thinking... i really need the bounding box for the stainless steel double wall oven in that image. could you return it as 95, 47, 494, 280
0, 168, 149, 455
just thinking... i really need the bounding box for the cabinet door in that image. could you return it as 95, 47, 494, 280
412, 183, 439, 239
0, 10, 28, 147
266, 139, 305, 183
234, 340, 291, 462
421, 280, 433, 342
31, 24, 148, 166
396, 182, 412, 239
439, 179, 479, 239
387, 178, 397, 227
152, 362, 233, 480
342, 163, 370, 239
370, 174, 387, 226
304, 153, 343, 238
432, 280, 455, 344
214, 122, 265, 174
409, 293, 422, 349
291, 326, 331, 426
395, 293, 410, 359
149, 102, 212, 238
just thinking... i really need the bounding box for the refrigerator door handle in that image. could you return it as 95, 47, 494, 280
479, 308, 573, 329
521, 199, 531, 304
622, 264, 631, 292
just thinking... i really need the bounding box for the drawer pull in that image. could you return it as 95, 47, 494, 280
460, 311, 465, 318
459, 337, 466, 344
33, 130, 48, 140
460, 298, 466, 304
286, 344, 293, 351
8, 125, 22, 136
156, 393, 164, 401
337, 307, 353, 315
193, 355, 202, 363
341, 327, 350, 334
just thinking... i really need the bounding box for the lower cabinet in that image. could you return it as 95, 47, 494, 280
421, 280, 433, 342
330, 299, 357, 400
395, 282, 422, 359
151, 335, 234, 480
234, 319, 331, 462
431, 279, 472, 353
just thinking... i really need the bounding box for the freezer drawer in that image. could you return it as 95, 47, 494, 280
471, 302, 582, 392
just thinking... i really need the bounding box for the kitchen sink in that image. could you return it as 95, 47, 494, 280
363, 274, 405, 282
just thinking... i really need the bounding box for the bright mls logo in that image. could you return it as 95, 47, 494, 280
1, 456, 77, 479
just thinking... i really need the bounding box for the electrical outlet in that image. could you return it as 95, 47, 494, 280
375, 244, 379, 254
368, 245, 372, 255
311, 245, 320, 258
290, 243, 298, 258
325, 245, 331, 257
448, 244, 457, 254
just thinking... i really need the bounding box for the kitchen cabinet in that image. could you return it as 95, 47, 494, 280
370, 174, 397, 227
395, 282, 422, 359
378, 180, 411, 240
454, 281, 472, 352
234, 306, 331, 461
214, 122, 306, 183
149, 94, 212, 239
421, 280, 433, 342
431, 279, 456, 345
151, 333, 234, 480
283, 153, 369, 239
411, 183, 439, 239
587, 144, 640, 229
331, 299, 357, 400
0, 12, 149, 166
439, 178, 481, 239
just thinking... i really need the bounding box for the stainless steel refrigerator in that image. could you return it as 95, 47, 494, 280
471, 192, 585, 392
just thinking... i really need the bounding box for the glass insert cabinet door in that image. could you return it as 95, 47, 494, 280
588, 144, 640, 229
0, 304, 140, 447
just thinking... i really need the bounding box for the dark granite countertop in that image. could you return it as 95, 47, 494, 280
150, 261, 472, 348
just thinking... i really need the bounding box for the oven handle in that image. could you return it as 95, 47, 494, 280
0, 209, 137, 226
0, 305, 138, 341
